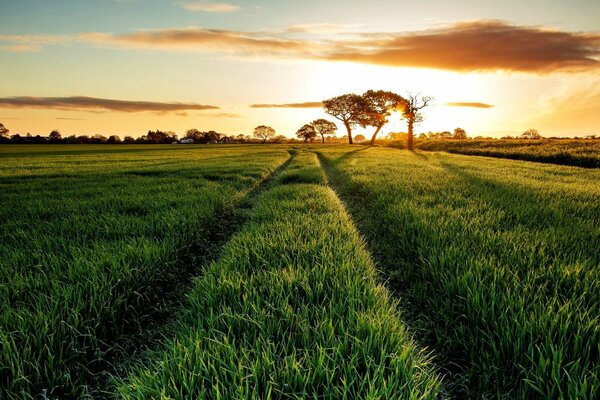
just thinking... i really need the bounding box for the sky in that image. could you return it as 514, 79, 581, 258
0, 0, 599, 138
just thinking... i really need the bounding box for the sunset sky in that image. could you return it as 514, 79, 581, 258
1, 0, 599, 138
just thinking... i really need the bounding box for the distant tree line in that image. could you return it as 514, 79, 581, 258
2, 111, 597, 147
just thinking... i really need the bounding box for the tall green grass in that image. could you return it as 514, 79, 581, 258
416, 139, 600, 168
317, 146, 600, 399
116, 150, 442, 399
0, 145, 289, 398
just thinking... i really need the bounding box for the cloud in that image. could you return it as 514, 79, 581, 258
249, 102, 323, 108
326, 21, 600, 73
446, 102, 494, 108
81, 28, 317, 57
286, 23, 362, 34
56, 117, 86, 120
2, 21, 598, 73
0, 34, 69, 52
0, 96, 219, 113
210, 112, 243, 117
181, 2, 240, 12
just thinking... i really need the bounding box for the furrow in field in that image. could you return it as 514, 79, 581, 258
115, 149, 443, 399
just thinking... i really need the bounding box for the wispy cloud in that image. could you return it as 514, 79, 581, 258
446, 102, 494, 108
210, 112, 243, 117
0, 96, 219, 113
286, 23, 363, 34
0, 34, 69, 52
181, 2, 240, 12
80, 28, 315, 56
250, 102, 323, 108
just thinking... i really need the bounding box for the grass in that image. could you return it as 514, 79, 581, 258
2, 143, 598, 399
415, 139, 600, 168
317, 146, 600, 399
115, 150, 442, 399
0, 144, 289, 398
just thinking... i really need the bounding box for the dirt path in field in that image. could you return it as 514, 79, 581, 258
95, 151, 299, 397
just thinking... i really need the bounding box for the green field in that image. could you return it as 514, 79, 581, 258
1, 144, 598, 399
416, 139, 600, 168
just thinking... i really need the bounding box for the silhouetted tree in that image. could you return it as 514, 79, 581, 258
64, 135, 79, 144
0, 123, 9, 138
107, 135, 122, 144
49, 130, 62, 142
453, 127, 467, 140
185, 129, 203, 141
253, 125, 275, 143
185, 129, 220, 143
296, 124, 317, 143
354, 134, 367, 142
402, 94, 433, 150
91, 134, 108, 144
146, 130, 176, 144
521, 128, 541, 140
323, 94, 366, 144
123, 136, 135, 144
361, 90, 407, 145
311, 119, 337, 144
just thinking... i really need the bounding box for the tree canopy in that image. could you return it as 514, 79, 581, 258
253, 125, 276, 143
311, 119, 337, 143
361, 90, 407, 145
323, 94, 366, 144
296, 124, 317, 143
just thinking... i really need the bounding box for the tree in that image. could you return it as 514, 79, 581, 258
323, 94, 366, 144
354, 134, 366, 142
311, 119, 337, 143
185, 129, 203, 141
521, 128, 541, 140
361, 90, 407, 145
401, 94, 433, 150
453, 127, 467, 140
146, 130, 177, 144
439, 131, 453, 139
107, 135, 122, 144
0, 123, 9, 138
296, 124, 317, 143
273, 135, 288, 144
253, 125, 275, 143
49, 130, 62, 141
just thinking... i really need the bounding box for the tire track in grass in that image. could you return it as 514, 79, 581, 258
313, 149, 452, 397
115, 149, 443, 399
94, 151, 297, 397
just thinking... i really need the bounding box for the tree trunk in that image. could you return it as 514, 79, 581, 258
370, 125, 383, 146
345, 122, 353, 144
321, 134, 325, 144
407, 119, 414, 150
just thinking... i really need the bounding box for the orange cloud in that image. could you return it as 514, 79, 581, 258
327, 21, 600, 73
0, 96, 219, 113
446, 102, 494, 108
3, 21, 598, 73
250, 102, 323, 108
